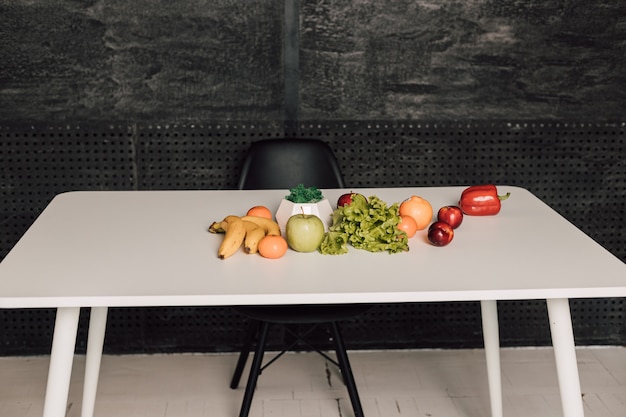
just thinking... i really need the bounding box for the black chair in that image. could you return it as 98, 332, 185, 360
237, 138, 346, 190
230, 138, 368, 417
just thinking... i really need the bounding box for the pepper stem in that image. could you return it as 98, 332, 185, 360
499, 192, 511, 201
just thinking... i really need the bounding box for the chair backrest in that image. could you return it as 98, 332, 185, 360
237, 139, 345, 190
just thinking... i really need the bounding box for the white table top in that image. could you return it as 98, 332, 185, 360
1, 186, 625, 308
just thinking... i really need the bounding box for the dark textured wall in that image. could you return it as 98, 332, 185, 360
2, 0, 625, 122
299, 0, 626, 120
1, 0, 625, 355
0, 0, 284, 122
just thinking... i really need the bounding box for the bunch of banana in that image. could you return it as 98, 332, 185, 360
209, 215, 280, 259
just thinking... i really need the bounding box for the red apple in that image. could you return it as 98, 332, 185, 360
437, 206, 463, 229
337, 192, 366, 208
427, 221, 454, 246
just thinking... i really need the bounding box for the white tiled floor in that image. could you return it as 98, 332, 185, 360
1, 347, 625, 417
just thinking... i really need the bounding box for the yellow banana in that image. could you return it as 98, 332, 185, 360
243, 221, 266, 254
217, 216, 246, 259
208, 220, 228, 233
241, 215, 281, 236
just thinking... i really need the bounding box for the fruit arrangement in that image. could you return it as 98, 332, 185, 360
329, 185, 509, 249
210, 186, 333, 260
209, 185, 510, 258
208, 212, 286, 259
425, 184, 510, 246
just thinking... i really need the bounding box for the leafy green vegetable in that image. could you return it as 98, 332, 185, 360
319, 194, 409, 255
319, 231, 350, 255
285, 184, 324, 203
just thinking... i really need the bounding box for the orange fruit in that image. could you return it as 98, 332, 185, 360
397, 215, 418, 238
247, 205, 273, 219
258, 235, 288, 259
399, 195, 433, 231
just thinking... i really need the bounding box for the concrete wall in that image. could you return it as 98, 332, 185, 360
2, 0, 625, 122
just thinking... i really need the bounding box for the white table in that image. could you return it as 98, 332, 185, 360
1, 187, 625, 417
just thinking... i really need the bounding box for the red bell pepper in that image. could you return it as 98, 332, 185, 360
459, 185, 510, 216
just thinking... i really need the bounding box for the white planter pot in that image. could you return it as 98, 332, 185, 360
275, 198, 334, 233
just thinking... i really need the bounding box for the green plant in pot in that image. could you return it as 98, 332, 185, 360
275, 184, 333, 239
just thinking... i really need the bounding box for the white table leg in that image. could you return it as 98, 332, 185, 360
480, 300, 503, 417
546, 298, 585, 417
43, 307, 81, 417
81, 307, 108, 417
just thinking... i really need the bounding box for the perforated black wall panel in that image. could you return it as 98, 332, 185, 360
1, 121, 625, 355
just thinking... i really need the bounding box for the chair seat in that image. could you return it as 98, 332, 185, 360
234, 304, 372, 324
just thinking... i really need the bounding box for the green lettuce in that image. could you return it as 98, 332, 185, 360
319, 194, 409, 254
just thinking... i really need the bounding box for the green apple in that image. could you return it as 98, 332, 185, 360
286, 213, 325, 252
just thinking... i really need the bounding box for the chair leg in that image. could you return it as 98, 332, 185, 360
330, 322, 364, 417
230, 320, 259, 389
239, 321, 270, 417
